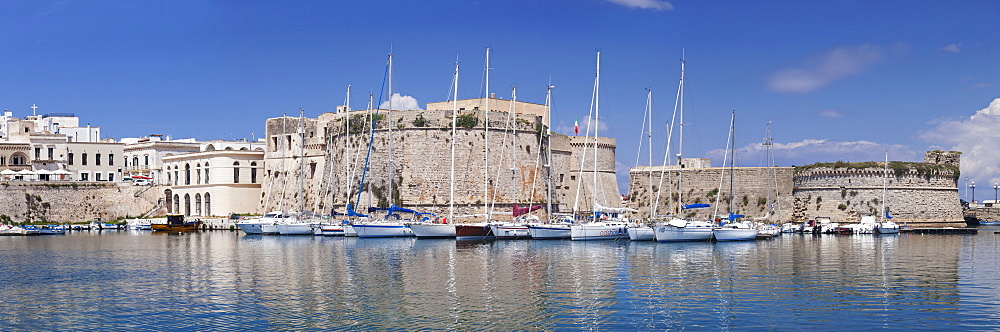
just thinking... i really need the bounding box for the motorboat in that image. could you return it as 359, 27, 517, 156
713, 221, 759, 241
151, 214, 203, 232
654, 218, 714, 242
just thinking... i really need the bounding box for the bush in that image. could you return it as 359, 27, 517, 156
457, 114, 479, 128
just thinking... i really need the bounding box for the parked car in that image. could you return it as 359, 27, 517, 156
133, 179, 151, 186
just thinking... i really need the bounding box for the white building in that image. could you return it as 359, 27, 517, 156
65, 141, 124, 182
162, 149, 264, 217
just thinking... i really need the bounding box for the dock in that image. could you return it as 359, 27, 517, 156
900, 228, 978, 235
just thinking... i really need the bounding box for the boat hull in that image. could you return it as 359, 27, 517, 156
570, 224, 627, 241
490, 225, 531, 239
320, 224, 345, 236
654, 225, 713, 242
260, 224, 279, 235
627, 226, 655, 241
527, 225, 571, 239
276, 223, 314, 235
236, 222, 265, 235
713, 228, 759, 241
455, 224, 494, 241
409, 224, 456, 238
151, 222, 203, 232
353, 224, 413, 238
343, 224, 358, 237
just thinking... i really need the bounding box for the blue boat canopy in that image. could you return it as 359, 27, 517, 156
683, 204, 711, 210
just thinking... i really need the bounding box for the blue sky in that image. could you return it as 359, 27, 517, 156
2, 0, 998, 199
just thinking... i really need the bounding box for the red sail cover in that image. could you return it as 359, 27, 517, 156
512, 204, 542, 217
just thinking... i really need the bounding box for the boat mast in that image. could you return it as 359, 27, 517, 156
483, 48, 491, 217
387, 53, 394, 208
450, 61, 459, 222
677, 54, 686, 216
298, 108, 306, 217
592, 51, 601, 213
545, 83, 554, 220
729, 110, 735, 219
763, 121, 775, 222
572, 52, 599, 217
883, 151, 888, 221
645, 89, 653, 221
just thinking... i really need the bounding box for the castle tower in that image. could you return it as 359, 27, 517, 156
924, 150, 961, 168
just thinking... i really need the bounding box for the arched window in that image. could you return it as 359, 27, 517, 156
173, 194, 180, 213
196, 163, 202, 184
250, 162, 258, 183
184, 193, 191, 216
0, 156, 5, 165
204, 193, 211, 216
204, 165, 210, 184
133, 157, 138, 168
233, 161, 240, 183
184, 163, 191, 185
167, 172, 171, 185
82, 153, 88, 166
195, 193, 202, 216
11, 153, 27, 165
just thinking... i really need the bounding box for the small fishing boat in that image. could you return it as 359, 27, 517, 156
25, 225, 66, 235
455, 223, 495, 241
151, 214, 203, 232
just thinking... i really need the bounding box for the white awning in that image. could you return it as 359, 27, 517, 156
16, 170, 36, 175
0, 169, 16, 175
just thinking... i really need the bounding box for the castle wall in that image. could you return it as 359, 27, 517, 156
260, 109, 620, 220
627, 166, 795, 222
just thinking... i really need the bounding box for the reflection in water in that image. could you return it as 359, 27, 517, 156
0, 230, 997, 330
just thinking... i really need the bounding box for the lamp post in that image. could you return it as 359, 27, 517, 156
970, 182, 976, 206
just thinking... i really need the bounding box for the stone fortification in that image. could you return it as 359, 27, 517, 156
792, 151, 962, 226
261, 108, 620, 220
627, 166, 795, 222
0, 182, 161, 223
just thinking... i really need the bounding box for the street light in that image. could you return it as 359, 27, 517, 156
970, 181, 976, 206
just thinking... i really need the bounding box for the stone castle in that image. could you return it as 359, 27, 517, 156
626, 150, 963, 226
259, 97, 622, 221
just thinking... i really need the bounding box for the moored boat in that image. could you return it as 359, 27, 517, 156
654, 218, 714, 242
151, 214, 203, 232
455, 223, 494, 241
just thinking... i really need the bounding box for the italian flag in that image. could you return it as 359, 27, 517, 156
574, 120, 579, 135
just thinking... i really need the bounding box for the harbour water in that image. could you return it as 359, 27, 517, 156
1, 228, 999, 330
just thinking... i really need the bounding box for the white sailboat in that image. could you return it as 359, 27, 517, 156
712, 110, 759, 241
528, 84, 572, 240
654, 55, 714, 242
628, 89, 656, 241
410, 60, 460, 239
570, 52, 630, 241
875, 152, 901, 234
351, 53, 415, 238
277, 109, 316, 235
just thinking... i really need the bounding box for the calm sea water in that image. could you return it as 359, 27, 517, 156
1, 228, 999, 331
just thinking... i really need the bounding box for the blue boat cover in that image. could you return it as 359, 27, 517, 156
683, 204, 711, 210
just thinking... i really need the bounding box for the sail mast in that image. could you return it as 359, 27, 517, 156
883, 151, 888, 221
483, 48, 491, 216
545, 83, 554, 220
298, 108, 306, 217
592, 51, 601, 212
677, 55, 686, 216
450, 61, 459, 222
387, 53, 394, 208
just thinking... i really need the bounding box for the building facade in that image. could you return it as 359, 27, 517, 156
162, 149, 264, 217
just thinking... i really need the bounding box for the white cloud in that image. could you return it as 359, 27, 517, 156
555, 116, 610, 136
817, 109, 845, 118
918, 98, 1000, 193
379, 93, 421, 111
605, 0, 673, 10
705, 139, 919, 168
943, 43, 961, 52
767, 44, 883, 93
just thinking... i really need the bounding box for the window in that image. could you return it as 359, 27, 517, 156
144, 155, 149, 166
82, 153, 88, 166
133, 157, 139, 168
251, 162, 258, 183
174, 194, 180, 214
35, 148, 40, 159
11, 153, 27, 165
96, 153, 102, 166
109, 173, 115, 181
196, 163, 202, 184
47, 147, 53, 160
184, 163, 191, 185
271, 137, 278, 152
0, 156, 5, 165
205, 168, 210, 184
195, 194, 202, 216
109, 154, 114, 166
204, 193, 211, 216
81, 172, 89, 181
96, 173, 102, 181
167, 173, 171, 185
233, 162, 240, 183
68, 153, 74, 165
286, 135, 292, 150
184, 194, 191, 216
174, 171, 179, 186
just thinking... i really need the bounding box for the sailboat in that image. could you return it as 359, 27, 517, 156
351, 53, 415, 238
239, 114, 297, 235
627, 89, 656, 241
486, 87, 534, 240
875, 152, 901, 234
653, 56, 715, 242
527, 84, 573, 240
276, 109, 317, 235
454, 48, 497, 241
711, 110, 759, 241
570, 52, 631, 241
410, 61, 460, 239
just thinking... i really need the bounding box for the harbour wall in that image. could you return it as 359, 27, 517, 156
0, 181, 161, 223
